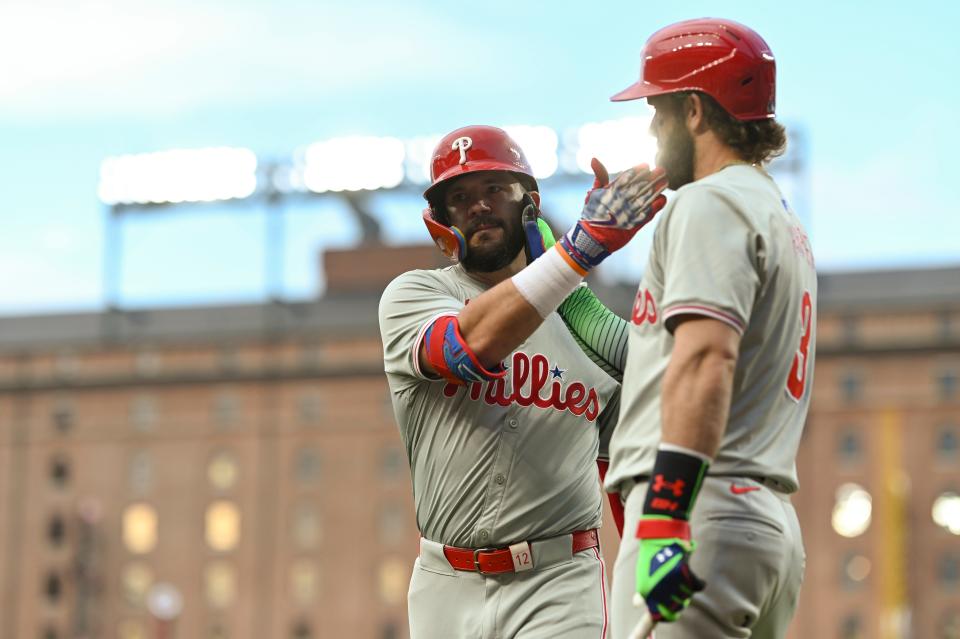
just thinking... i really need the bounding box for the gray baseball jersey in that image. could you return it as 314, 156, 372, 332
607, 164, 815, 639
379, 263, 619, 548
607, 164, 817, 494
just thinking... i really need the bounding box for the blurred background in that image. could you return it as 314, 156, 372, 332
1, 1, 958, 638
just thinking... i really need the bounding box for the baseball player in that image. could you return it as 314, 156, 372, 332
602, 19, 817, 639
378, 125, 667, 638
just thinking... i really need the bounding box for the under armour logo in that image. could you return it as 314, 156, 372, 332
452, 136, 473, 164
652, 474, 685, 497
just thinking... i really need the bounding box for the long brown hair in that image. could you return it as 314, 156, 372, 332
663, 92, 788, 165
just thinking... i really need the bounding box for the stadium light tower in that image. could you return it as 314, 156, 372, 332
96, 117, 808, 316
98, 147, 262, 313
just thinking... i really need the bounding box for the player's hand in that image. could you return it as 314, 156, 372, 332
634, 515, 706, 624
556, 158, 668, 274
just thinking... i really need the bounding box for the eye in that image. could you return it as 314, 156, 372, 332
487, 184, 503, 193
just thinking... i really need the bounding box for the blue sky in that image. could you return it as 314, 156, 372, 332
1, 0, 958, 314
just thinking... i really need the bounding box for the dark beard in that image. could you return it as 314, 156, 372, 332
461, 213, 525, 273
657, 124, 695, 190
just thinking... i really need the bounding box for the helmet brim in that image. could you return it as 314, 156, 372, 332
423, 163, 538, 201
610, 80, 699, 102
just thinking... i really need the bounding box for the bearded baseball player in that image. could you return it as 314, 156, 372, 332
378, 125, 667, 638
602, 19, 817, 639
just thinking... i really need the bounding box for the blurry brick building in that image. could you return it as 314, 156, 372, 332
1, 247, 958, 639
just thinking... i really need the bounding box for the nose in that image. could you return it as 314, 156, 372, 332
649, 109, 665, 139
465, 195, 492, 216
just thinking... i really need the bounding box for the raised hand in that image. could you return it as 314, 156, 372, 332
557, 158, 668, 274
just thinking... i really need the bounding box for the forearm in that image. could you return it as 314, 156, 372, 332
456, 279, 546, 366
660, 345, 736, 458
417, 247, 586, 379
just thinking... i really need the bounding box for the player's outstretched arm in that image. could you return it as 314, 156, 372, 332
417, 161, 666, 383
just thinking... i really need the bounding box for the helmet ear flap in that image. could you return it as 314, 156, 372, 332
427, 194, 448, 226
422, 208, 466, 262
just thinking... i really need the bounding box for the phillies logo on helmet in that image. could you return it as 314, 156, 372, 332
451, 136, 473, 164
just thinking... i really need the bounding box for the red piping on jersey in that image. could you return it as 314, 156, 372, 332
593, 546, 608, 639
663, 305, 745, 334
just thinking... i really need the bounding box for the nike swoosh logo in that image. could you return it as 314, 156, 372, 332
730, 483, 761, 495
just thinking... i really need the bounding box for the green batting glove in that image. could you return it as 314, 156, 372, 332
635, 516, 705, 623
634, 448, 710, 623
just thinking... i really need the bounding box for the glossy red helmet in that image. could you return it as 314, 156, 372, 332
423, 125, 537, 204
422, 125, 538, 262
610, 18, 776, 121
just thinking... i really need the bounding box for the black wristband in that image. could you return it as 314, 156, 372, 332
642, 448, 710, 520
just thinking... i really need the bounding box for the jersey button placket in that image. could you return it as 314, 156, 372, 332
475, 422, 515, 547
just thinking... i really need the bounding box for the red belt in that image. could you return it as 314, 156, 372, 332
442, 529, 599, 574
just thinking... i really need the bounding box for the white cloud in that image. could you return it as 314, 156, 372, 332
0, 1, 191, 105
0, 0, 479, 119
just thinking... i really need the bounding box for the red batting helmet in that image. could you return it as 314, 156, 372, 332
422, 125, 538, 261
610, 18, 776, 121
423, 125, 538, 204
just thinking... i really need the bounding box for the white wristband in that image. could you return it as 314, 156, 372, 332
511, 246, 584, 318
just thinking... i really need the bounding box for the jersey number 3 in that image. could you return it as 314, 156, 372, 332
785, 291, 813, 401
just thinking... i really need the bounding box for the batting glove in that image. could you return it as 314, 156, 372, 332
635, 517, 705, 623
634, 447, 710, 624
557, 158, 667, 274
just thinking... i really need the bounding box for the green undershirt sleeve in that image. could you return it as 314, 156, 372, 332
558, 284, 629, 383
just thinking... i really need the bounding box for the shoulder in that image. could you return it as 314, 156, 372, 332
378, 266, 471, 324
381, 267, 458, 302
662, 167, 766, 233
672, 170, 744, 211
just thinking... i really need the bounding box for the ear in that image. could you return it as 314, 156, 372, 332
530, 191, 541, 209
686, 93, 707, 135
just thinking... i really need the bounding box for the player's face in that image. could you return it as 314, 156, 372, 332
649, 95, 695, 190
442, 172, 527, 272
